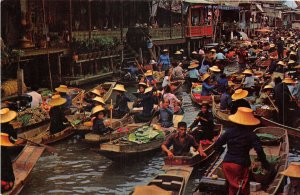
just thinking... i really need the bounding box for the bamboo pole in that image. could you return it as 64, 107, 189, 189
109, 99, 113, 143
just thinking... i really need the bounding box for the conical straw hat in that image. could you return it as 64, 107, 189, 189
55, 85, 70, 93
280, 162, 300, 178
288, 60, 296, 64
0, 133, 15, 146
174, 51, 182, 55
113, 84, 126, 92
192, 51, 198, 54
179, 49, 184, 52
210, 49, 216, 53
294, 64, 300, 69
144, 70, 153, 76
231, 89, 248, 100
93, 96, 105, 105
91, 105, 105, 116
242, 69, 253, 75
277, 61, 286, 66
228, 107, 260, 126
48, 95, 67, 107
290, 51, 296, 56
270, 44, 275, 48
282, 78, 295, 84
0, 108, 17, 123
138, 82, 148, 87
209, 66, 221, 72
263, 85, 273, 90
201, 73, 211, 81
188, 63, 199, 69
228, 81, 235, 86
144, 87, 153, 94
90, 88, 101, 96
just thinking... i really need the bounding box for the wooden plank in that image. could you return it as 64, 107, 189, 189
66, 72, 114, 86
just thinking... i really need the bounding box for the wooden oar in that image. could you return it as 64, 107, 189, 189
109, 99, 113, 143
19, 137, 56, 153
266, 94, 279, 113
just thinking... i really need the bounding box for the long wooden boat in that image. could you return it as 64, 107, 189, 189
211, 95, 232, 126
96, 115, 183, 160
190, 83, 212, 106
8, 145, 45, 195
196, 127, 289, 195
169, 80, 185, 94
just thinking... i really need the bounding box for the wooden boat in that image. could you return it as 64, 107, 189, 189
197, 127, 289, 195
190, 83, 212, 106
96, 115, 183, 160
8, 145, 45, 195
169, 80, 185, 94
211, 95, 233, 126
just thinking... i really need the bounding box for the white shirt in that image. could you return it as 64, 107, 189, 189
27, 91, 42, 108
162, 76, 170, 88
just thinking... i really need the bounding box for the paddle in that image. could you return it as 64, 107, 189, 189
19, 137, 56, 153
266, 94, 279, 113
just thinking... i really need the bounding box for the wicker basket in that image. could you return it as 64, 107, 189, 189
256, 107, 275, 119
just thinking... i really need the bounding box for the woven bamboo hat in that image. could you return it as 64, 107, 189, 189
174, 51, 182, 55
231, 89, 248, 100
90, 88, 101, 96
263, 85, 273, 90
188, 63, 199, 69
0, 133, 15, 146
192, 51, 198, 54
113, 84, 126, 92
144, 87, 153, 94
290, 51, 297, 56
91, 105, 105, 116
294, 64, 300, 69
228, 81, 235, 86
55, 85, 70, 93
280, 162, 300, 178
270, 44, 275, 48
282, 78, 295, 84
138, 82, 148, 87
180, 49, 184, 52
48, 95, 67, 107
162, 49, 168, 52
93, 96, 105, 105
0, 108, 17, 124
210, 49, 216, 53
277, 61, 286, 66
209, 66, 221, 72
242, 69, 253, 75
144, 70, 153, 76
201, 73, 211, 81
288, 60, 296, 64
229, 107, 260, 126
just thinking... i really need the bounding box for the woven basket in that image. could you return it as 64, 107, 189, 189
256, 107, 275, 119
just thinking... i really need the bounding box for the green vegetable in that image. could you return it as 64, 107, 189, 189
71, 119, 81, 126
257, 133, 279, 141
17, 114, 32, 126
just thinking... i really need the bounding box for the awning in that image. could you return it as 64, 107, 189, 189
207, 5, 240, 10
255, 3, 264, 12
184, 0, 217, 5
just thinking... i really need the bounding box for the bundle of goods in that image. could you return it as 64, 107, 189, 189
256, 105, 276, 119
1, 80, 27, 97
126, 125, 165, 144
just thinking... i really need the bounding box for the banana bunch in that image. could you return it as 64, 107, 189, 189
1, 80, 27, 97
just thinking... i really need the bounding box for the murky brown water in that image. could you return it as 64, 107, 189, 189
22, 86, 300, 195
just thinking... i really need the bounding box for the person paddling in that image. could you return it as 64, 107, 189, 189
112, 84, 130, 119
91, 105, 112, 135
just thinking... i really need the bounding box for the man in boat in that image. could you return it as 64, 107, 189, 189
214, 107, 270, 195
55, 85, 71, 111
162, 121, 207, 158
112, 84, 130, 119
48, 95, 69, 135
154, 98, 174, 129
255, 85, 273, 105
186, 62, 200, 89
280, 162, 300, 195
230, 89, 251, 114
188, 103, 214, 145
1, 108, 20, 192
134, 86, 155, 123
91, 105, 112, 135
216, 73, 228, 93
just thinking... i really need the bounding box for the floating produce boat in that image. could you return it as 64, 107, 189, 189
190, 83, 212, 106
211, 95, 232, 126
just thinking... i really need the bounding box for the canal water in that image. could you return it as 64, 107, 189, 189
22, 85, 300, 195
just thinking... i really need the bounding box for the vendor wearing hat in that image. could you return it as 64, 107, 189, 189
55, 85, 71, 110
84, 88, 102, 111
201, 73, 216, 96
134, 86, 156, 123
281, 162, 300, 195
214, 107, 270, 195
48, 95, 69, 134
157, 49, 171, 71
209, 66, 221, 83
289, 51, 297, 62
171, 62, 185, 81
133, 82, 148, 108
242, 69, 259, 95
230, 89, 251, 114
85, 96, 106, 112
91, 105, 112, 135
275, 60, 287, 73
186, 62, 200, 88
142, 70, 156, 86
255, 85, 273, 105
1, 108, 19, 192
112, 84, 130, 119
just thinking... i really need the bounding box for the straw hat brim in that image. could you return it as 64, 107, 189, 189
283, 79, 295, 84
91, 105, 105, 116
231, 90, 248, 100
280, 162, 300, 178
188, 64, 199, 69
48, 97, 67, 107
0, 110, 17, 123
229, 114, 260, 126
144, 87, 153, 94
0, 133, 15, 146
113, 86, 126, 92
209, 67, 221, 72
55, 87, 70, 93
201, 74, 210, 81
93, 97, 105, 104
90, 89, 101, 96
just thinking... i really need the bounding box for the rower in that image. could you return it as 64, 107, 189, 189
134, 86, 155, 123
255, 85, 273, 105
112, 84, 130, 119
280, 162, 300, 195
133, 82, 148, 108
186, 62, 200, 89
84, 89, 103, 111
188, 103, 214, 145
209, 66, 221, 83
242, 69, 259, 96
55, 85, 71, 111
230, 89, 251, 114
201, 73, 216, 96
48, 95, 69, 134
154, 98, 174, 129
162, 121, 207, 158
214, 107, 270, 195
91, 105, 112, 135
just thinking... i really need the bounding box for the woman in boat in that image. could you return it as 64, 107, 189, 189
230, 89, 251, 114
171, 62, 184, 81
216, 73, 228, 93
214, 107, 270, 195
154, 98, 174, 129
188, 103, 214, 144
112, 84, 130, 119
134, 86, 155, 123
163, 85, 181, 112
186, 62, 200, 89
55, 85, 71, 111
201, 73, 216, 96
133, 82, 148, 108
48, 95, 69, 134
143, 70, 156, 87
220, 86, 233, 110
1, 108, 18, 192
209, 66, 221, 83
255, 85, 273, 105
242, 69, 259, 96
91, 105, 112, 135
84, 89, 103, 111
280, 162, 300, 195
162, 121, 207, 158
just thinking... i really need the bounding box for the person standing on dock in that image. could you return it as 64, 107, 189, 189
162, 121, 207, 158
112, 84, 130, 119
214, 107, 270, 195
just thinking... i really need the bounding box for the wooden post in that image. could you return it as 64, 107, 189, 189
181, 2, 184, 38
69, 0, 72, 40
120, 0, 124, 41
187, 39, 190, 59
169, 2, 172, 38
88, 0, 92, 39
58, 53, 62, 82
17, 59, 24, 96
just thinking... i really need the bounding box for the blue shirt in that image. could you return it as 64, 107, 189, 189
147, 39, 153, 48
217, 77, 228, 93
188, 69, 200, 79
201, 82, 214, 96
199, 64, 210, 75
158, 107, 174, 128
216, 52, 226, 60
220, 92, 231, 110
158, 54, 171, 71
